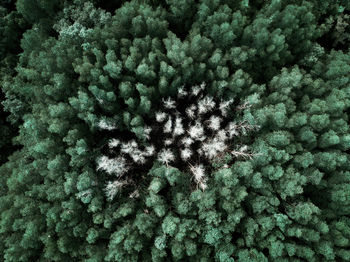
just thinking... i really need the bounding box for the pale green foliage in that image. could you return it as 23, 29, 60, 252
0, 0, 350, 261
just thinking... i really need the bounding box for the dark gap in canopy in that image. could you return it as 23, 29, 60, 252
94, 0, 127, 14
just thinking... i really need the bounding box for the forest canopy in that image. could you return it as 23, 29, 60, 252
0, 0, 350, 261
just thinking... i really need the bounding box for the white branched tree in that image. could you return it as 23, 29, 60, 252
97, 82, 260, 200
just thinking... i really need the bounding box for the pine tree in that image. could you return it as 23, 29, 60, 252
0, 0, 350, 261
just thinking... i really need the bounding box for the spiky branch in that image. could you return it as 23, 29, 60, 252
97, 82, 260, 199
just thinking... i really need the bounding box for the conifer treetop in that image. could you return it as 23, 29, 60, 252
97, 82, 260, 200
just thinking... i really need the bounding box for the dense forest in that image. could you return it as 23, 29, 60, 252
1, 0, 350, 261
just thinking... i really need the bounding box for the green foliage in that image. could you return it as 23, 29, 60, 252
0, 2, 27, 164
16, 0, 61, 24
0, 0, 350, 261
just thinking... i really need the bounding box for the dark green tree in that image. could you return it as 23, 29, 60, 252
0, 0, 350, 261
